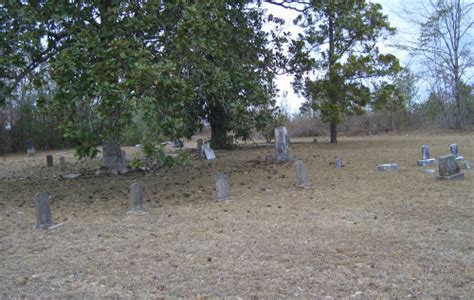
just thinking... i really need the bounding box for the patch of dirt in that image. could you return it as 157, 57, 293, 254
1, 133, 473, 298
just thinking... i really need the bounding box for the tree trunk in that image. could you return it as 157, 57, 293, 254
209, 102, 228, 149
102, 137, 126, 175
330, 121, 337, 143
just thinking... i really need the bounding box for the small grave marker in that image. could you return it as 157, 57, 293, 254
450, 144, 464, 160
129, 182, 146, 212
34, 192, 54, 229
378, 163, 399, 171
335, 158, 343, 169
215, 172, 231, 202
26, 139, 35, 155
464, 160, 472, 170
275, 126, 291, 163
46, 155, 53, 167
437, 154, 464, 180
417, 144, 436, 166
59, 155, 66, 170
295, 160, 311, 188
202, 143, 216, 160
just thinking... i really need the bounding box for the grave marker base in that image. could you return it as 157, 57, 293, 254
437, 173, 464, 180
417, 159, 436, 167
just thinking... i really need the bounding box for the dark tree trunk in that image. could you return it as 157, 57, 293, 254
209, 102, 228, 149
330, 121, 337, 143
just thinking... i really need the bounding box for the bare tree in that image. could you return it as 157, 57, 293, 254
400, 0, 473, 128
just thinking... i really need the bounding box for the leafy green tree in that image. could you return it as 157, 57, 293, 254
1, 2, 195, 173
290, 0, 402, 143
163, 1, 281, 149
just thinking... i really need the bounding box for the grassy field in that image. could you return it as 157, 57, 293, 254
1, 133, 473, 298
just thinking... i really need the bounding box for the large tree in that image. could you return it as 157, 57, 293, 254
290, 0, 402, 143
163, 1, 280, 149
1, 1, 195, 173
1, 1, 281, 165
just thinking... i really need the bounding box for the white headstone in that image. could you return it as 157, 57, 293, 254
215, 172, 231, 202
202, 143, 216, 160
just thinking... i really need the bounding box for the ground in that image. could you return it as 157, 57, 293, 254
0, 133, 473, 298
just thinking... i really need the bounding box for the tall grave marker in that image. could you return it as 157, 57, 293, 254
215, 172, 231, 202
275, 126, 291, 163
295, 160, 311, 188
34, 192, 54, 229
417, 144, 436, 166
450, 144, 464, 161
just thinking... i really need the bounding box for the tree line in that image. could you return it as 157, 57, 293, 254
1, 1, 472, 172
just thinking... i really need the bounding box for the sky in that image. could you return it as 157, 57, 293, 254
261, 1, 448, 114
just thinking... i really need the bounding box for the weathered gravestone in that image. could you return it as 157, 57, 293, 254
197, 139, 203, 152
59, 155, 66, 170
417, 144, 436, 166
46, 155, 53, 167
129, 182, 146, 212
26, 139, 35, 155
202, 143, 216, 160
437, 154, 464, 180
378, 163, 399, 171
450, 144, 464, 160
34, 192, 54, 229
275, 126, 291, 163
215, 172, 231, 202
295, 160, 311, 188
335, 158, 343, 169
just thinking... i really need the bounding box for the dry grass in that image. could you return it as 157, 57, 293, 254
0, 133, 473, 298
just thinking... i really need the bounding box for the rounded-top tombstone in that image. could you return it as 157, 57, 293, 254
215, 172, 231, 202
295, 160, 311, 188
275, 126, 290, 163
34, 192, 54, 229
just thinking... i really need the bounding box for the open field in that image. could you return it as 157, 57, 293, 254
1, 133, 473, 298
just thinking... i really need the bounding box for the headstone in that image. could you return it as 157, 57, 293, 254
215, 172, 231, 202
464, 160, 472, 170
26, 139, 35, 155
129, 182, 145, 212
34, 192, 54, 229
46, 155, 53, 167
417, 144, 436, 166
202, 143, 216, 160
197, 139, 203, 152
450, 144, 464, 160
59, 155, 66, 170
378, 163, 399, 171
437, 154, 464, 180
335, 158, 343, 169
275, 126, 291, 163
421, 169, 436, 175
295, 160, 311, 188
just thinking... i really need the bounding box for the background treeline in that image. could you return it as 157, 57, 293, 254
1, 0, 472, 157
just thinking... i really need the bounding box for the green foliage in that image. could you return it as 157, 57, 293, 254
130, 157, 145, 170
290, 0, 402, 142
163, 1, 280, 148
1, 1, 280, 157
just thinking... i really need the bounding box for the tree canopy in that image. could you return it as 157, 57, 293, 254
1, 1, 281, 171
